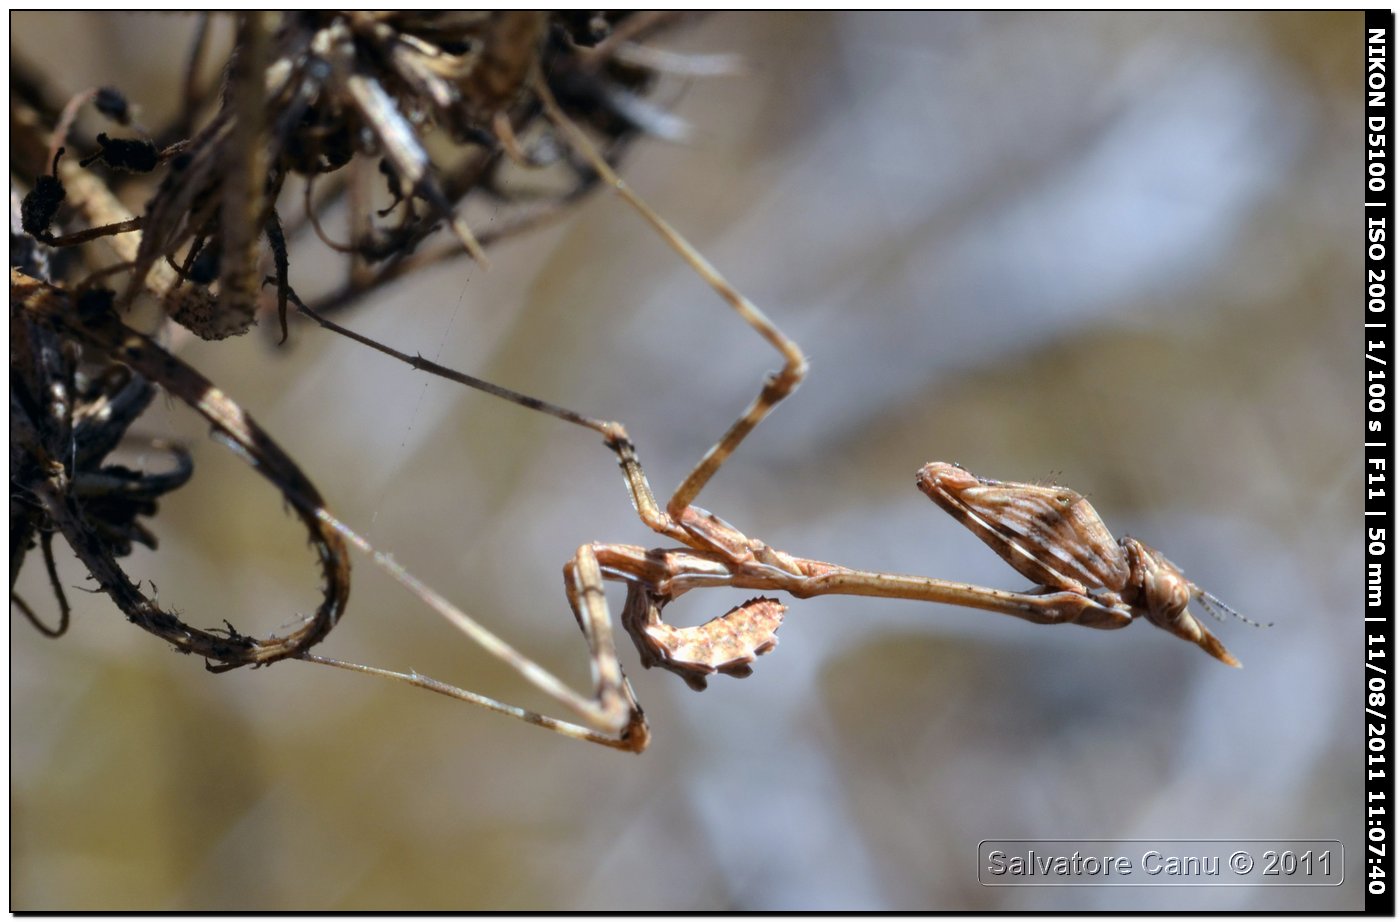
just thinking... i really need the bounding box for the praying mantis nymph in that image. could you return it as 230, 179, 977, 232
11, 22, 1258, 752
916, 461, 1261, 667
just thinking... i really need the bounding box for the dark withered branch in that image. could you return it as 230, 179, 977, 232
10, 12, 698, 669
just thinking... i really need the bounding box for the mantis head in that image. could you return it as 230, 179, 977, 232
1120, 537, 1242, 668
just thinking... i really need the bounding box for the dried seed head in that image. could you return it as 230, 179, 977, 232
165, 284, 250, 341
21, 148, 67, 241
916, 461, 1130, 595
78, 133, 159, 173
94, 86, 132, 125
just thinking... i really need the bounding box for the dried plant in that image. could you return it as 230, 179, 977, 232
12, 10, 689, 671
10, 11, 1255, 754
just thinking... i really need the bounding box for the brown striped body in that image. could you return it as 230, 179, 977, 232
917, 462, 1129, 595
917, 461, 1240, 666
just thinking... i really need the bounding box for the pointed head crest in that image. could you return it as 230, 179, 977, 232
1120, 538, 1248, 667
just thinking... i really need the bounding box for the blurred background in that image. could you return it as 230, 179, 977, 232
11, 11, 1362, 910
